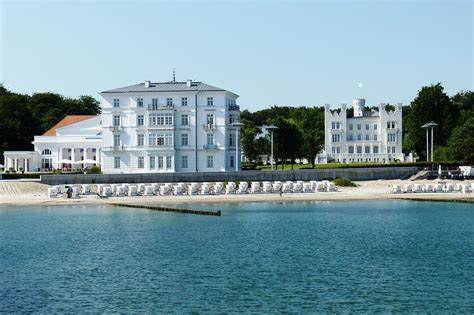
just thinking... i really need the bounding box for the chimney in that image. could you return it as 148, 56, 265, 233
186, 79, 192, 87
144, 80, 151, 88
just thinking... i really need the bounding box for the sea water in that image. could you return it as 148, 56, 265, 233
0, 200, 473, 312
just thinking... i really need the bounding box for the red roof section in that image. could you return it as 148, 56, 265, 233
42, 115, 96, 136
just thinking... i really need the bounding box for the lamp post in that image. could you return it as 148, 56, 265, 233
265, 125, 278, 170
421, 121, 438, 162
231, 122, 244, 172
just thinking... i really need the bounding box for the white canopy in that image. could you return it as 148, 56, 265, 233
81, 159, 98, 164
56, 159, 73, 164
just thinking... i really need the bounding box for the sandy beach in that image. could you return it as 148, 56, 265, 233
0, 179, 473, 207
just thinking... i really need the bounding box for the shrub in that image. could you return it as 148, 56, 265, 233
333, 177, 357, 187
88, 166, 102, 174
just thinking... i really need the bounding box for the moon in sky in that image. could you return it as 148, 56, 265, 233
357, 82, 363, 88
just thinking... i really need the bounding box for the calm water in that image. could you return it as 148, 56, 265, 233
1, 200, 473, 313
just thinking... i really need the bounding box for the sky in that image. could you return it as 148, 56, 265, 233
0, 0, 472, 111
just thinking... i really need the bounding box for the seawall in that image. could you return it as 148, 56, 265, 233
40, 167, 419, 185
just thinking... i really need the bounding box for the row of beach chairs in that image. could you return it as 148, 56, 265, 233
392, 182, 474, 194
48, 181, 337, 198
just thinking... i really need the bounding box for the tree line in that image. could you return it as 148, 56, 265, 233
0, 86, 101, 163
0, 83, 472, 166
241, 83, 473, 167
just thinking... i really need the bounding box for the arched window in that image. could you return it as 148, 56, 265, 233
42, 149, 52, 155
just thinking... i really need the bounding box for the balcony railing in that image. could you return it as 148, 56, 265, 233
203, 123, 217, 130
148, 104, 174, 110
228, 105, 240, 111
203, 144, 217, 150
110, 125, 124, 131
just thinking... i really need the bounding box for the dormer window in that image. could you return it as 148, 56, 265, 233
113, 99, 120, 108
137, 98, 143, 107
207, 97, 214, 106
41, 149, 51, 155
166, 98, 173, 106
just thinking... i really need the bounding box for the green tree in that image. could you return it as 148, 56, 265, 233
240, 119, 259, 162
404, 83, 458, 160
298, 108, 324, 168
272, 117, 302, 169
441, 117, 474, 163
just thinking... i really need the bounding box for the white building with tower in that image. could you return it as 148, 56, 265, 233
3, 78, 242, 174
320, 98, 405, 163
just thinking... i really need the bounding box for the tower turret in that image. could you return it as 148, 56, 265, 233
353, 98, 365, 117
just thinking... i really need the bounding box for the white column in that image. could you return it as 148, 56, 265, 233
426, 128, 429, 162
430, 127, 434, 162
271, 130, 274, 170
235, 128, 239, 172
14, 159, 18, 171
24, 158, 28, 173
71, 148, 75, 163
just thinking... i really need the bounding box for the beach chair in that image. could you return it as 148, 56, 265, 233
81, 184, 91, 195
48, 186, 59, 198
121, 184, 129, 195
71, 187, 80, 198
144, 185, 154, 196
116, 186, 126, 197
213, 182, 224, 194
225, 182, 236, 194
200, 183, 210, 195
137, 184, 146, 195
403, 183, 413, 193
392, 184, 401, 194
316, 182, 326, 192
151, 183, 160, 194
272, 181, 282, 193
413, 184, 423, 193
282, 181, 293, 193
237, 182, 248, 194
262, 181, 272, 193
327, 182, 336, 192
434, 183, 443, 192
310, 181, 318, 192
424, 183, 433, 192
443, 183, 454, 192
159, 183, 171, 195
292, 182, 302, 193
173, 183, 185, 195
188, 183, 198, 195
128, 185, 138, 196
102, 186, 112, 197
250, 182, 260, 193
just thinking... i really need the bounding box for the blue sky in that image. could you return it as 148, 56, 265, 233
1, 1, 472, 111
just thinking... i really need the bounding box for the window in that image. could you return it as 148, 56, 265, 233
113, 115, 120, 127
151, 98, 158, 110
166, 98, 173, 106
392, 122, 395, 129
149, 113, 173, 126
137, 134, 144, 146
113, 99, 119, 108
41, 149, 51, 155
336, 122, 340, 129
113, 134, 121, 147
374, 124, 378, 130
347, 134, 353, 141
336, 147, 340, 153
149, 156, 156, 169
374, 134, 377, 141
207, 133, 214, 145
114, 157, 120, 169
137, 115, 144, 126
348, 146, 354, 154
229, 114, 234, 124
158, 156, 164, 169
207, 155, 214, 168
332, 147, 336, 154
181, 133, 188, 146
229, 133, 234, 146
365, 124, 369, 130
365, 134, 369, 141
206, 114, 214, 126
230, 155, 235, 168
207, 97, 214, 106
373, 146, 379, 154
181, 97, 188, 106
138, 156, 144, 169
181, 114, 188, 126
357, 134, 362, 141
365, 146, 370, 154
165, 114, 173, 125
387, 134, 396, 142
349, 124, 353, 130
148, 134, 157, 146
357, 124, 361, 130
331, 134, 340, 143
137, 98, 143, 107
181, 155, 188, 168
41, 158, 52, 169
166, 156, 172, 169
392, 146, 396, 154
165, 134, 173, 146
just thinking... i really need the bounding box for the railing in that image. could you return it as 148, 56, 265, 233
203, 124, 217, 130
148, 104, 174, 110
228, 105, 240, 111
203, 144, 217, 150
110, 126, 123, 131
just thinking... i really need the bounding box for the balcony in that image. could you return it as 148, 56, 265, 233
148, 104, 174, 111
203, 144, 217, 150
228, 105, 240, 111
203, 123, 217, 130
110, 126, 124, 132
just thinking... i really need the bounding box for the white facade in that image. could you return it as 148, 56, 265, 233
3, 116, 102, 172
99, 80, 241, 173
323, 98, 404, 163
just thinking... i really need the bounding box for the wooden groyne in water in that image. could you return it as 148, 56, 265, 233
111, 203, 221, 216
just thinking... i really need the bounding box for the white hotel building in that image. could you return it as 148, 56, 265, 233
322, 98, 404, 163
3, 80, 241, 173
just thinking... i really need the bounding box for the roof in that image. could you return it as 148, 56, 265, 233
101, 81, 238, 96
42, 115, 97, 136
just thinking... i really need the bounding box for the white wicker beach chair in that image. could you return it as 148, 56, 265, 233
443, 183, 454, 192
81, 184, 91, 195
303, 182, 312, 193
262, 181, 272, 193
413, 184, 423, 193
128, 185, 138, 196
250, 182, 260, 193
188, 183, 198, 195
392, 184, 401, 194
434, 183, 443, 192
282, 181, 292, 193
48, 186, 59, 198
144, 185, 154, 196
213, 182, 224, 194
326, 182, 337, 192
272, 181, 282, 193
315, 182, 326, 192
292, 182, 302, 193
237, 182, 248, 194
116, 186, 126, 197
225, 182, 236, 194
403, 183, 413, 193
